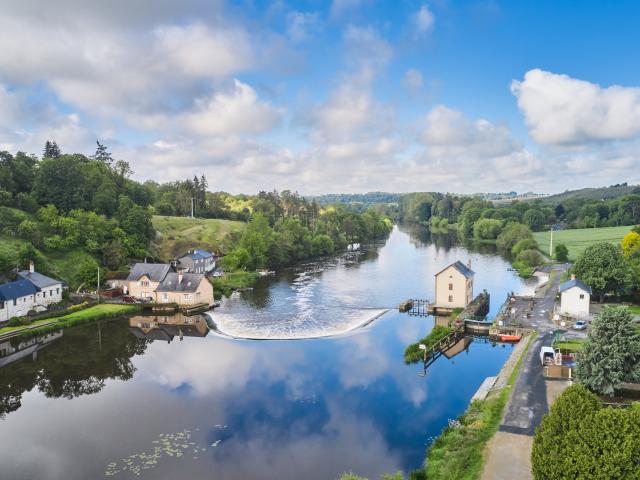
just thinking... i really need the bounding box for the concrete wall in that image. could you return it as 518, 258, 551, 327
560, 286, 590, 319
435, 266, 473, 308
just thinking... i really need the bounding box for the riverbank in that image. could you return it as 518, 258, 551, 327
424, 332, 536, 480
0, 304, 141, 340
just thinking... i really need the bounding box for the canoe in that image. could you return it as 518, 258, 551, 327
498, 334, 521, 342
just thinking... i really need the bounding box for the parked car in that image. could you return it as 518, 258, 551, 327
573, 320, 587, 330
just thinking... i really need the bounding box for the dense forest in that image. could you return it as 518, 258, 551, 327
0, 143, 392, 287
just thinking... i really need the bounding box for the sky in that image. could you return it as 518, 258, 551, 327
1, 0, 640, 195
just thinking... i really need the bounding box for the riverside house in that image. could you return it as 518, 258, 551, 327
0, 263, 63, 324
177, 249, 216, 274
434, 260, 475, 309
559, 275, 592, 320
125, 263, 214, 307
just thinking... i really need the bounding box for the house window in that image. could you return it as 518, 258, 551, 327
448, 283, 453, 291
140, 280, 149, 287
162, 293, 168, 301
0, 301, 4, 309
56, 288, 59, 294
448, 295, 453, 302
579, 294, 584, 299
13, 299, 17, 306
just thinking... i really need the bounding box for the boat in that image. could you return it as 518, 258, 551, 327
498, 334, 522, 342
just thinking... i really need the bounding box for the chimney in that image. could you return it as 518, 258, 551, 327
467, 258, 472, 269
29, 261, 35, 273
571, 274, 576, 281
178, 271, 183, 284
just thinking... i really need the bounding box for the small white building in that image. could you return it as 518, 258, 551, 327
559, 275, 591, 319
434, 260, 475, 309
0, 264, 64, 324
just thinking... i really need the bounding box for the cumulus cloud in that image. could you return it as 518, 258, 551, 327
511, 69, 640, 145
414, 4, 435, 36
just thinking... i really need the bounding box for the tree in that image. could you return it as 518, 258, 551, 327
523, 208, 546, 231
531, 384, 640, 480
621, 231, 640, 258
91, 140, 113, 165
573, 243, 633, 302
43, 140, 61, 159
473, 218, 502, 240
516, 249, 543, 267
554, 203, 565, 219
496, 223, 533, 254
576, 306, 640, 396
76, 257, 102, 290
512, 237, 538, 257
554, 243, 569, 262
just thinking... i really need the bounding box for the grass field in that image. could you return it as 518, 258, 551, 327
533, 225, 631, 261
152, 215, 245, 260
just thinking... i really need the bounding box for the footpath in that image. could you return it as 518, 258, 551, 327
481, 265, 570, 480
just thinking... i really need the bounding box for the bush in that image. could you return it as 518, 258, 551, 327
512, 237, 538, 257
496, 223, 533, 254
516, 249, 543, 267
532, 384, 640, 480
554, 243, 569, 262
404, 325, 453, 363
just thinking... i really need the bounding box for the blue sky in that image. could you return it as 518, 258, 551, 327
1, 0, 639, 194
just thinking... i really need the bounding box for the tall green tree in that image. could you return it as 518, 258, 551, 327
576, 306, 640, 396
573, 243, 633, 302
43, 140, 61, 158
554, 243, 569, 262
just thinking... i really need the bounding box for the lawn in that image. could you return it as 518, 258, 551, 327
533, 225, 631, 261
152, 215, 245, 260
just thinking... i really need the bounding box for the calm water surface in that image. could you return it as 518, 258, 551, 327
0, 226, 531, 479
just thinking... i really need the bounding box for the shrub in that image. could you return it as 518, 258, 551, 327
532, 384, 640, 480
496, 223, 533, 254
554, 243, 569, 262
512, 237, 538, 257
473, 218, 502, 240
516, 249, 543, 267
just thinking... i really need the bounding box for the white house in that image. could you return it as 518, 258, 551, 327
0, 264, 64, 325
559, 275, 591, 319
434, 260, 475, 309
18, 264, 63, 308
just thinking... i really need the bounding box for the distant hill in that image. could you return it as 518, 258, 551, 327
542, 184, 640, 204
308, 192, 402, 206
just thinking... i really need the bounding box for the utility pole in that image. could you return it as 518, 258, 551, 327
549, 226, 553, 257
191, 196, 195, 218
97, 266, 101, 304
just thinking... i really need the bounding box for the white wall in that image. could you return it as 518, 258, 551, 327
560, 286, 590, 318
0, 294, 36, 322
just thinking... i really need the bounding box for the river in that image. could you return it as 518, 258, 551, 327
0, 225, 533, 480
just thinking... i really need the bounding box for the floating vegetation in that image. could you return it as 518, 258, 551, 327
104, 428, 226, 477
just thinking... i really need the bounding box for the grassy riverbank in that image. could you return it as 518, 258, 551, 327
211, 271, 260, 298
0, 304, 141, 339
403, 325, 453, 364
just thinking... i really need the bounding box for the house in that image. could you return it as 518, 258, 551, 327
124, 263, 214, 307
0, 279, 40, 323
178, 249, 216, 274
155, 271, 214, 306
434, 260, 474, 309
125, 263, 172, 299
17, 264, 63, 307
559, 275, 591, 319
0, 264, 64, 324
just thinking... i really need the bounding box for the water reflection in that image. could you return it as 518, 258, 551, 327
128, 314, 209, 343
0, 320, 148, 418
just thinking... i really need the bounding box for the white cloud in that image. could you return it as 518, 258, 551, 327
511, 69, 640, 145
403, 68, 424, 91
286, 11, 322, 42
414, 5, 435, 36
330, 0, 362, 18
343, 25, 393, 71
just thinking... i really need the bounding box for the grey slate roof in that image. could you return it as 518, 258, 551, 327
17, 270, 61, 289
156, 272, 204, 292
126, 263, 172, 282
559, 278, 592, 294
435, 260, 475, 279
0, 279, 39, 301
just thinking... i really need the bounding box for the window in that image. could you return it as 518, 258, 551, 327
579, 294, 584, 299
56, 288, 59, 294
448, 283, 453, 291
0, 301, 4, 309
448, 295, 453, 303
13, 299, 17, 306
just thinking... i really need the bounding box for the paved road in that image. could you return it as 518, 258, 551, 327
499, 264, 566, 436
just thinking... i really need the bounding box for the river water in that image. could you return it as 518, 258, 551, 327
0, 225, 532, 480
